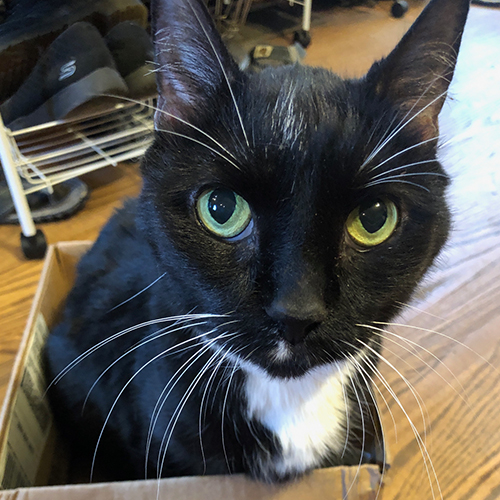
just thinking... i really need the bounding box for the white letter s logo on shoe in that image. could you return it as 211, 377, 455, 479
59, 60, 77, 81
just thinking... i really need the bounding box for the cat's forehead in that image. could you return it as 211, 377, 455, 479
246, 66, 360, 129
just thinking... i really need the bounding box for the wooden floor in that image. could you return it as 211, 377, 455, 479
1, 2, 500, 499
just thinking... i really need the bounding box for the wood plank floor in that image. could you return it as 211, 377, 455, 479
1, 2, 499, 498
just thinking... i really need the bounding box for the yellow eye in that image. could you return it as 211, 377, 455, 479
346, 198, 398, 247
197, 188, 252, 239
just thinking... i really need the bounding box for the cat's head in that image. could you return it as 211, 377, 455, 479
139, 0, 469, 378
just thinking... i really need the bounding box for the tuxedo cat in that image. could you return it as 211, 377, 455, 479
46, 0, 470, 484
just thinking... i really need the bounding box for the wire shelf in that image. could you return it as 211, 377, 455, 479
0, 98, 155, 258
10, 100, 155, 193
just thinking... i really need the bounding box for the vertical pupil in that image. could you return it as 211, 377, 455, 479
208, 189, 236, 225
359, 199, 388, 233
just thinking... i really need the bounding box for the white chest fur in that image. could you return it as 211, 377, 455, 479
244, 362, 353, 476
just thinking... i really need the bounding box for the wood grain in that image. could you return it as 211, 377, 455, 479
1, 2, 499, 499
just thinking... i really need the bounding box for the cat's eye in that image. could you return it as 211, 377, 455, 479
197, 188, 252, 239
346, 198, 398, 247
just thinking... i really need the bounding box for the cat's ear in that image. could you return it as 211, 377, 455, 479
151, 0, 244, 127
367, 0, 470, 139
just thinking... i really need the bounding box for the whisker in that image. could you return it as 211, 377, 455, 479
337, 363, 350, 458
364, 136, 439, 173
145, 328, 240, 472
361, 82, 449, 170
347, 354, 387, 500
363, 179, 431, 192
395, 301, 445, 320
343, 370, 367, 500
221, 356, 239, 474
156, 334, 242, 481
107, 273, 167, 313
82, 321, 214, 412
358, 323, 469, 406
358, 340, 443, 500
186, 0, 249, 147
47, 313, 225, 392
101, 94, 240, 163
91, 334, 211, 481
155, 127, 241, 171
364, 173, 445, 190
155, 344, 225, 496
199, 346, 230, 474
367, 159, 439, 182
372, 321, 500, 375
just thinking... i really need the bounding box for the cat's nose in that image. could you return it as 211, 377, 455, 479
265, 301, 327, 346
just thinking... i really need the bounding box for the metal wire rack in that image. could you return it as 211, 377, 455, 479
0, 99, 155, 259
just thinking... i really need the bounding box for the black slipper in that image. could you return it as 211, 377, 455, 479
0, 22, 128, 131
0, 0, 147, 103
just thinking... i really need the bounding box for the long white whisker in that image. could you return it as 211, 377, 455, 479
359, 340, 443, 500
145, 328, 240, 473
186, 0, 249, 147
343, 370, 367, 500
365, 171, 447, 187
337, 364, 350, 459
91, 333, 216, 482
364, 179, 431, 192
108, 273, 167, 312
156, 334, 241, 482
361, 85, 449, 170
155, 344, 224, 499
365, 136, 439, 173
155, 127, 241, 170
367, 159, 439, 181
358, 323, 469, 406
83, 321, 213, 412
47, 314, 225, 392
395, 301, 445, 320
347, 355, 387, 500
145, 336, 220, 479
199, 346, 230, 475
102, 94, 240, 162
372, 321, 500, 375
221, 357, 239, 474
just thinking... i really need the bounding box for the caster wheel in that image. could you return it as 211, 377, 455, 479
21, 229, 47, 259
391, 0, 408, 18
293, 29, 311, 49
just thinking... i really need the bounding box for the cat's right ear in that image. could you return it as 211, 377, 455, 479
151, 0, 244, 128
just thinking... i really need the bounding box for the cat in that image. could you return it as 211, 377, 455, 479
45, 0, 470, 485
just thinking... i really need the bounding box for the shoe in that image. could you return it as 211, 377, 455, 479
0, 0, 147, 102
0, 178, 89, 224
0, 22, 128, 131
240, 42, 306, 72
105, 21, 156, 99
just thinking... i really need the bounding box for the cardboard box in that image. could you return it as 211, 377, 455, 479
0, 242, 386, 499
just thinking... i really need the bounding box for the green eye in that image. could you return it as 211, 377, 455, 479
197, 188, 252, 239
346, 198, 398, 247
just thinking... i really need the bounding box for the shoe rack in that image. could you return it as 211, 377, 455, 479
0, 99, 155, 259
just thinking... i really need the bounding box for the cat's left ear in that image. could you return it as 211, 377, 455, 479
151, 0, 245, 127
367, 0, 470, 139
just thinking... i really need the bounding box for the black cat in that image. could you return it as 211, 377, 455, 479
46, 0, 470, 484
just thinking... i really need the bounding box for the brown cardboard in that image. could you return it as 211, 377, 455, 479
0, 242, 386, 499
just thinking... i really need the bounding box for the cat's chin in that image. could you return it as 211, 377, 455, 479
236, 343, 331, 379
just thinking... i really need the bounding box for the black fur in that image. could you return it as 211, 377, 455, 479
45, 0, 470, 484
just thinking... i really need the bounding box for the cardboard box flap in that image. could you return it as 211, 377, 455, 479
0, 465, 382, 500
